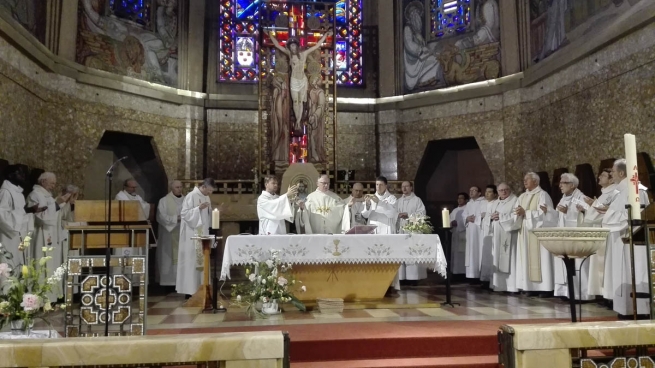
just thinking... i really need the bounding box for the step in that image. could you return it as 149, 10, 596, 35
292, 355, 499, 368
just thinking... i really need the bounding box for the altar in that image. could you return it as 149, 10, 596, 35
220, 234, 447, 302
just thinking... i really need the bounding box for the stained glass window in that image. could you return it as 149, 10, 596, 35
218, 0, 363, 86
430, 0, 472, 39
108, 0, 152, 28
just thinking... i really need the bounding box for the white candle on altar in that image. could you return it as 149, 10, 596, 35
212, 208, 221, 229
442, 208, 450, 228
624, 133, 641, 220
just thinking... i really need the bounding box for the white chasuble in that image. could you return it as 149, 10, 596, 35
361, 191, 398, 235
513, 187, 557, 292
491, 194, 520, 292
397, 193, 427, 281
582, 184, 616, 296
603, 178, 649, 315
553, 188, 593, 300
479, 199, 499, 282
449, 206, 467, 275
176, 187, 211, 295
257, 191, 294, 235
27, 185, 62, 301
156, 192, 184, 286
296, 190, 348, 234
0, 180, 29, 264
462, 197, 484, 279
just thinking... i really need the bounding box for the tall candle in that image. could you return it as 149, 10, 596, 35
212, 208, 221, 229
624, 134, 641, 220
442, 208, 450, 228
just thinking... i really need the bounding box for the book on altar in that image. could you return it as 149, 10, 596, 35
345, 225, 378, 234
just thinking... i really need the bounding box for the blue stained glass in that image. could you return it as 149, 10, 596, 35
431, 0, 472, 38
109, 0, 151, 27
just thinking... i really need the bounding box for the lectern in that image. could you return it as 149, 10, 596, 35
64, 200, 153, 337
186, 232, 226, 313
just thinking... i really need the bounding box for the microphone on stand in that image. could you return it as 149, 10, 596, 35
104, 155, 128, 336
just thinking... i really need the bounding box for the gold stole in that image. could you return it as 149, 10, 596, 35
166, 194, 181, 266
519, 192, 542, 283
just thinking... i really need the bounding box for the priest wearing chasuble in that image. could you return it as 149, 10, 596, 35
512, 172, 557, 296
257, 176, 298, 235
491, 183, 520, 293
156, 180, 185, 286
176, 178, 216, 297
295, 174, 349, 234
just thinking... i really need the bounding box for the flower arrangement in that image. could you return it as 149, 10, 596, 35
0, 233, 67, 334
231, 249, 306, 317
402, 214, 434, 234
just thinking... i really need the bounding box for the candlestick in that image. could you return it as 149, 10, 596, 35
442, 208, 450, 228
212, 208, 221, 229
624, 134, 641, 220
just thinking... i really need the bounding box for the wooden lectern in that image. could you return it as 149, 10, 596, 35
186, 236, 216, 310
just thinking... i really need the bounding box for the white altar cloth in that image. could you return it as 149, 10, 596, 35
220, 234, 447, 280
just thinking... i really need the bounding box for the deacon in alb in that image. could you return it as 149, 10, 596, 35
176, 178, 215, 297
553, 173, 592, 300
479, 185, 498, 284
156, 180, 185, 286
296, 175, 348, 234
396, 181, 428, 281
491, 183, 520, 293
602, 159, 649, 316
343, 183, 367, 229
27, 172, 72, 300
257, 176, 298, 235
0, 166, 34, 262
462, 186, 484, 279
513, 172, 557, 296
449, 192, 469, 275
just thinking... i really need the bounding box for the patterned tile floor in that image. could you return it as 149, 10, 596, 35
142, 284, 617, 330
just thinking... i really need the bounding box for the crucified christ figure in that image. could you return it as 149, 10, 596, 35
266, 30, 332, 129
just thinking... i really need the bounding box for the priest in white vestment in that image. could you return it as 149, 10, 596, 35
513, 172, 557, 296
397, 181, 428, 281
296, 175, 349, 234
602, 159, 650, 316
578, 168, 616, 299
156, 181, 185, 286
116, 179, 151, 219
491, 183, 520, 292
462, 186, 484, 279
257, 176, 298, 235
361, 176, 400, 292
479, 185, 498, 284
449, 192, 469, 275
56, 185, 78, 264
553, 173, 593, 300
0, 166, 35, 264
343, 183, 367, 227
27, 172, 72, 301
176, 178, 215, 297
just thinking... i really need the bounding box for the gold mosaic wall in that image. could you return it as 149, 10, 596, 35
0, 35, 203, 190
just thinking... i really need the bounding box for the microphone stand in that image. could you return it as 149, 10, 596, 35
104, 157, 127, 336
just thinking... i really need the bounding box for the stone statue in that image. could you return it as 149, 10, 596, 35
270, 73, 290, 162
266, 30, 332, 127
307, 75, 326, 163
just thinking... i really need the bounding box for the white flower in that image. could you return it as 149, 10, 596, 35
292, 280, 296, 285
262, 278, 266, 285
0, 263, 11, 278
265, 260, 274, 268
262, 297, 268, 303
301, 285, 307, 292
0, 301, 9, 312
251, 292, 256, 296
277, 276, 288, 286
236, 295, 242, 302
280, 265, 287, 272
272, 268, 278, 277
249, 274, 256, 282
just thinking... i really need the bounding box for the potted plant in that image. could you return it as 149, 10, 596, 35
231, 249, 306, 317
401, 214, 434, 234
0, 233, 67, 336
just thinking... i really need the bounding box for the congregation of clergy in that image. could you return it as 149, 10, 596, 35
0, 158, 650, 317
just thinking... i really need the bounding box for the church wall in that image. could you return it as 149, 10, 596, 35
0, 33, 202, 195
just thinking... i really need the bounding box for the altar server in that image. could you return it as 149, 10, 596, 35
449, 192, 469, 275
176, 178, 215, 297
257, 176, 297, 235
27, 172, 71, 300
397, 181, 427, 281
491, 183, 520, 293
578, 169, 616, 298
295, 175, 349, 234
462, 186, 484, 279
156, 180, 185, 286
116, 179, 150, 219
603, 159, 649, 316
513, 172, 557, 296
553, 173, 593, 300
479, 185, 498, 285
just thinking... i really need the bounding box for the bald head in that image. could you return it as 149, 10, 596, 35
401, 181, 413, 196
170, 180, 183, 196
351, 182, 364, 198
317, 174, 330, 193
